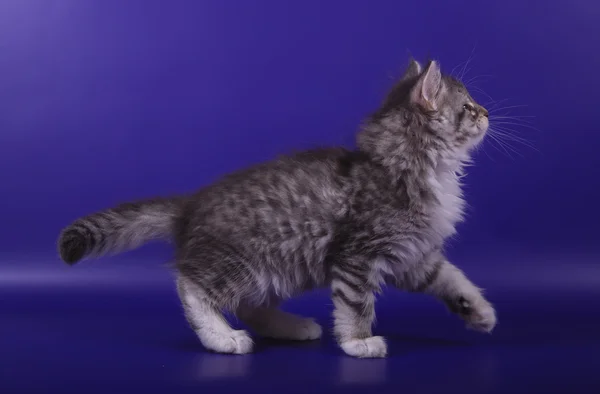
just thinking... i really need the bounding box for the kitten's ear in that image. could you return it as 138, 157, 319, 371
411, 60, 443, 110
401, 58, 422, 81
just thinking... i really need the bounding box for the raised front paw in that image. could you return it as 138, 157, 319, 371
340, 336, 388, 358
452, 296, 497, 333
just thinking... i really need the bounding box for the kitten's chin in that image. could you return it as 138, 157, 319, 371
464, 130, 487, 152
477, 119, 489, 134
473, 124, 489, 143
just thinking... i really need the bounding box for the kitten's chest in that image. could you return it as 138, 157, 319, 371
426, 168, 465, 240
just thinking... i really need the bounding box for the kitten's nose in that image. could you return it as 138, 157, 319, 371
479, 106, 489, 118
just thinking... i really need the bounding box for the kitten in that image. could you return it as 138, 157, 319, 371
58, 59, 496, 358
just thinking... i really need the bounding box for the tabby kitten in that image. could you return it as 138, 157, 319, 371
58, 59, 496, 358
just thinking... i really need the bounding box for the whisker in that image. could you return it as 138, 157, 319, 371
491, 121, 538, 130
484, 99, 512, 112
491, 128, 535, 143
463, 74, 494, 86
451, 59, 468, 78
486, 132, 516, 159
488, 104, 529, 113
490, 115, 536, 120
473, 137, 497, 163
482, 146, 496, 163
491, 127, 539, 152
469, 86, 496, 103
489, 128, 540, 152
490, 117, 536, 126
491, 121, 541, 132
461, 66, 474, 82
493, 134, 524, 158
491, 125, 538, 136
458, 44, 478, 81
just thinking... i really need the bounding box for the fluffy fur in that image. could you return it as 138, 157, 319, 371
57, 59, 496, 358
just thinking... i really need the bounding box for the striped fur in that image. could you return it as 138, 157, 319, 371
57, 59, 496, 357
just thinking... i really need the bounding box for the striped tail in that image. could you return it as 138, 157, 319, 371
57, 197, 184, 265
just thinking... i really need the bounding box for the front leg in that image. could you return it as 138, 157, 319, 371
399, 250, 497, 333
331, 257, 387, 358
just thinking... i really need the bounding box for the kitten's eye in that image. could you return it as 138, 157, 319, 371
463, 103, 474, 111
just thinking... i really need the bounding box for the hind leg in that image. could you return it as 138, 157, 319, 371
237, 304, 322, 341
176, 275, 254, 354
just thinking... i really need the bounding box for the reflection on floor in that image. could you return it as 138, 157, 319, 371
2, 253, 600, 393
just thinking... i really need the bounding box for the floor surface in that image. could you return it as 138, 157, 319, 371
2, 249, 599, 393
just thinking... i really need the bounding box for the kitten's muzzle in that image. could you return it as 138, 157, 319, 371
473, 105, 489, 134
471, 105, 488, 119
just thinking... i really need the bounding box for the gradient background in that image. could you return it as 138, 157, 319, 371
1, 1, 599, 393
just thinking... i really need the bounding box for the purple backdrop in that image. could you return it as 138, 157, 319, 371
1, 1, 599, 393
3, 0, 599, 255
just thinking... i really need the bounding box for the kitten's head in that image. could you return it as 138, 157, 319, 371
372, 59, 489, 157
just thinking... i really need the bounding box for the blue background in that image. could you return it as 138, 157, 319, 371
1, 1, 599, 393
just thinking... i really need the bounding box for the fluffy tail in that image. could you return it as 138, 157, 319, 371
57, 197, 184, 265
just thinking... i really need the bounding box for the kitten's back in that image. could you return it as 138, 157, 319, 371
179, 148, 360, 240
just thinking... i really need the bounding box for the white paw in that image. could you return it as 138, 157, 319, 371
202, 330, 254, 354
340, 336, 387, 358
230, 330, 254, 353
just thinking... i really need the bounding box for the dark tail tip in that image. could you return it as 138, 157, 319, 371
58, 228, 88, 265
